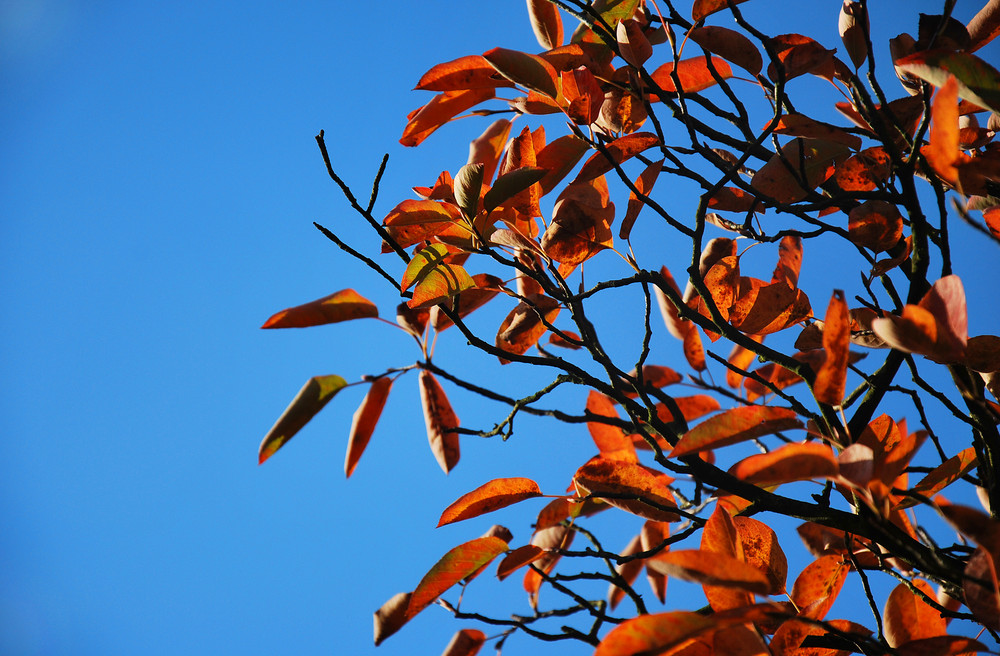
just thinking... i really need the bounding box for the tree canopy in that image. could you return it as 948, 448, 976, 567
259, 1, 1000, 654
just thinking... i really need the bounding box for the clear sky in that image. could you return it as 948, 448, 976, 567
3, 2, 999, 655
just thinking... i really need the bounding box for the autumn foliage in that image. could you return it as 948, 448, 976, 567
259, 0, 1000, 654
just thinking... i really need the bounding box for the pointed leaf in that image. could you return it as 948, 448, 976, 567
835, 146, 892, 192
497, 544, 546, 581
617, 18, 653, 68
670, 406, 803, 458
495, 293, 562, 363
813, 289, 850, 406
405, 536, 509, 621
651, 56, 733, 95
733, 516, 788, 595
401, 89, 495, 147
415, 55, 514, 92
897, 448, 978, 509
454, 163, 484, 219
409, 262, 476, 309
430, 273, 504, 331
345, 376, 393, 477
438, 478, 543, 526
646, 549, 772, 593
691, 0, 750, 22
587, 391, 638, 461
848, 200, 904, 252
536, 135, 591, 194
483, 47, 559, 99
689, 26, 762, 76
751, 138, 850, 204
541, 176, 615, 265
729, 442, 839, 486
609, 535, 645, 610
419, 370, 461, 473
574, 458, 679, 522
469, 119, 512, 185
791, 554, 849, 620
884, 580, 947, 647
483, 166, 548, 215
839, 1, 870, 69
575, 132, 661, 183
258, 375, 347, 464
771, 113, 863, 150
262, 289, 378, 329
401, 244, 454, 293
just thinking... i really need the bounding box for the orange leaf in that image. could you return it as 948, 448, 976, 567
706, 185, 758, 213
609, 535, 645, 610
575, 132, 661, 183
401, 242, 459, 292
382, 199, 466, 251
729, 280, 812, 336
415, 55, 514, 92
536, 135, 591, 195
441, 628, 487, 656
541, 176, 615, 265
729, 442, 839, 486
771, 113, 862, 150
409, 263, 476, 310
701, 506, 753, 611
770, 618, 871, 656
495, 293, 562, 363
751, 138, 850, 204
430, 274, 504, 331
373, 591, 412, 645
438, 478, 543, 527
496, 544, 546, 581
894, 635, 990, 656
691, 0, 749, 22
468, 119, 512, 185
574, 458, 679, 522
791, 554, 849, 620
767, 34, 836, 81
620, 365, 684, 398
405, 536, 509, 621
586, 391, 639, 462
344, 377, 393, 477
258, 375, 347, 464
483, 47, 559, 98
813, 290, 850, 405
834, 146, 892, 192
733, 517, 788, 595
262, 289, 378, 329
872, 275, 968, 363
651, 56, 733, 95
401, 89, 494, 147
561, 66, 604, 125
419, 370, 461, 473
927, 76, 964, 186
848, 200, 904, 252
884, 580, 947, 648
670, 406, 804, 458
688, 26, 762, 76
897, 447, 978, 508
527, 0, 563, 49
646, 549, 772, 594
594, 605, 784, 656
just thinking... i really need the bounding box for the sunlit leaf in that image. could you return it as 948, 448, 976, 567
619, 365, 684, 398
969, 0, 1000, 52
813, 290, 850, 406
751, 138, 850, 204
415, 56, 514, 92
897, 448, 978, 509
771, 113, 862, 150
535, 135, 591, 195
468, 119, 513, 185
871, 274, 968, 363
258, 375, 348, 464
729, 280, 812, 336
419, 370, 461, 473
766, 34, 836, 82
848, 200, 904, 252
495, 293, 562, 363
894, 635, 991, 656
733, 516, 788, 595
691, 0, 750, 22
646, 549, 772, 593
409, 263, 476, 310
574, 458, 679, 522
700, 506, 753, 611
345, 376, 393, 477
575, 132, 661, 183
791, 554, 849, 620
834, 147, 892, 192
405, 536, 509, 621
651, 56, 734, 95
587, 391, 639, 462
770, 618, 871, 656
617, 18, 653, 68
483, 166, 548, 215
729, 442, 839, 486
619, 158, 661, 240
438, 478, 543, 526
497, 544, 546, 581
441, 628, 487, 656
262, 289, 378, 329
609, 534, 645, 610
430, 274, 504, 331
541, 176, 615, 265
670, 406, 803, 458
884, 580, 947, 648
401, 89, 495, 147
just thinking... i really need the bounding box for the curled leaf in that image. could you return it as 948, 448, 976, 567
259, 375, 348, 464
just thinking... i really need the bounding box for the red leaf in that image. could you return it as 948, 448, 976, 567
691, 0, 749, 22
651, 56, 733, 95
262, 289, 378, 329
670, 406, 804, 458
848, 200, 904, 252
441, 628, 487, 656
541, 176, 615, 265
734, 516, 788, 595
586, 391, 639, 462
771, 113, 863, 150
562, 66, 604, 125
884, 580, 947, 647
729, 441, 840, 486
415, 55, 514, 92
345, 376, 393, 477
897, 447, 978, 509
405, 536, 509, 621
791, 554, 849, 620
813, 289, 850, 405
496, 544, 546, 581
495, 293, 562, 363
772, 235, 802, 288
573, 458, 679, 522
751, 138, 850, 204
700, 506, 754, 611
834, 147, 892, 192
729, 280, 812, 336
646, 550, 772, 594
688, 26, 762, 76
401, 89, 494, 147
575, 132, 662, 183
438, 478, 543, 526
766, 34, 836, 82
872, 275, 968, 363
617, 18, 653, 68
258, 375, 348, 464
419, 370, 461, 473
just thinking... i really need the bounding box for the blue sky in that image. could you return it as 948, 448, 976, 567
3, 1, 999, 655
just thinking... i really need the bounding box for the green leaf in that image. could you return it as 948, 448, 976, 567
401, 244, 453, 293
895, 49, 1000, 114
409, 262, 476, 309
258, 375, 348, 464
